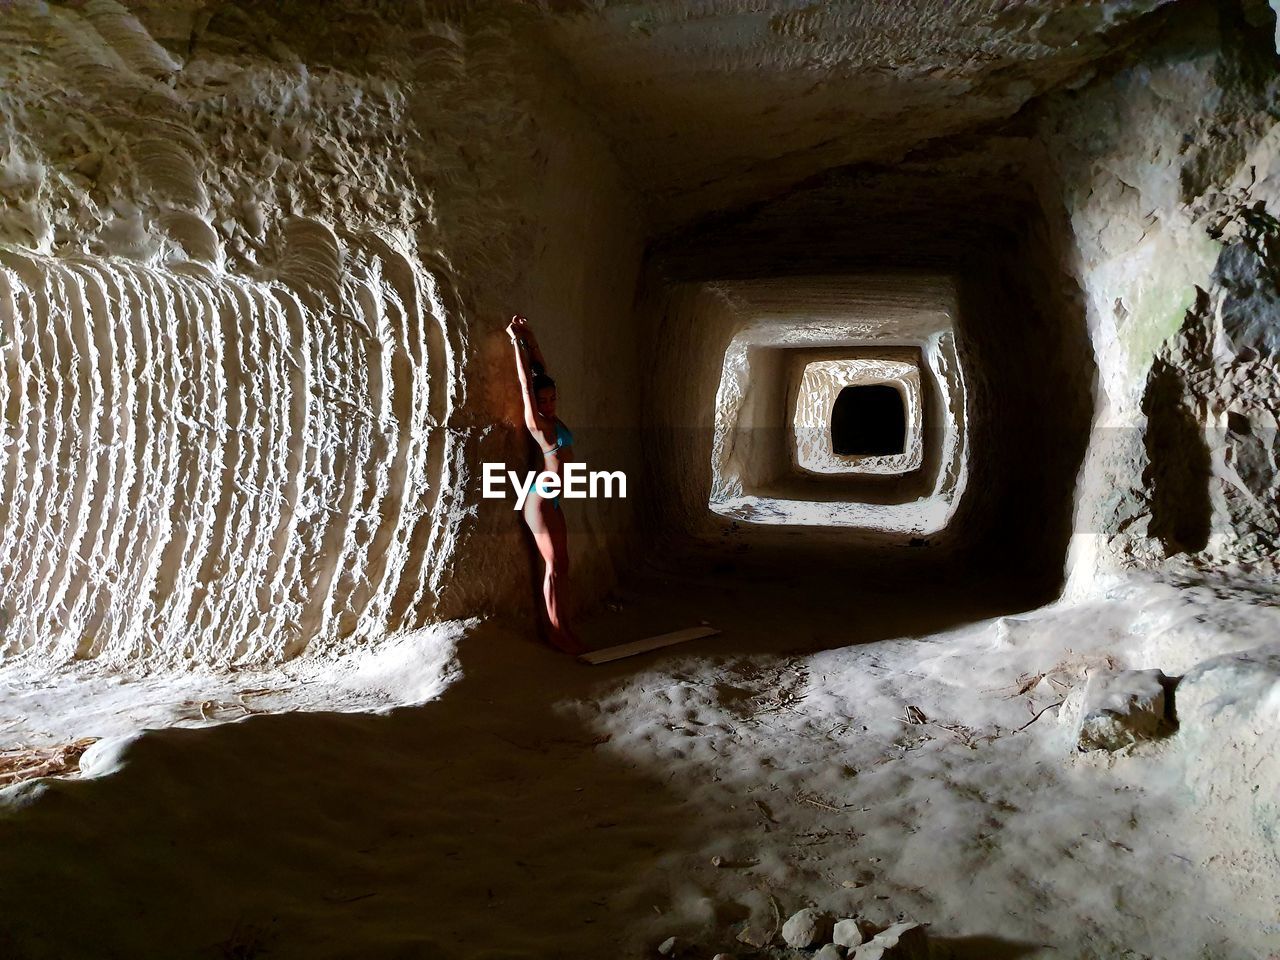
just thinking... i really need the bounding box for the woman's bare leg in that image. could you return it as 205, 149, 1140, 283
523, 495, 582, 654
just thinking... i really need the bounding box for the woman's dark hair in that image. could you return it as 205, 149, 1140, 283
532, 372, 556, 394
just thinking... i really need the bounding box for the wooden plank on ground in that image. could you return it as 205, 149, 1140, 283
580, 626, 720, 665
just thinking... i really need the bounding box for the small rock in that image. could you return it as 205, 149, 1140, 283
712, 955, 735, 960
657, 936, 682, 957
833, 918, 865, 948
1077, 668, 1171, 751
852, 921, 928, 960
816, 945, 845, 960
782, 907, 828, 948
736, 920, 771, 948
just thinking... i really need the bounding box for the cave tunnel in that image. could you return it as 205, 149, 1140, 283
3, 1, 1280, 958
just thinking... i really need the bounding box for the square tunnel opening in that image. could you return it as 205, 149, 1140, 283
639, 160, 1096, 607
831, 384, 907, 457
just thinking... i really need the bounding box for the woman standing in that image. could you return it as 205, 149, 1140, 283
507, 315, 582, 654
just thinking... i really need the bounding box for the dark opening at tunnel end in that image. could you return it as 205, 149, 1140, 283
831, 384, 908, 456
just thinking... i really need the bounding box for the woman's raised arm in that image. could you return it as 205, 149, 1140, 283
507, 315, 543, 436
521, 321, 549, 375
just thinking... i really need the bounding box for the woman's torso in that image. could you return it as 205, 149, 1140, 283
537, 417, 573, 477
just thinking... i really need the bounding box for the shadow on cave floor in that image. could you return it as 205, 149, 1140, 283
3, 552, 1268, 959
0, 510, 1083, 960
0, 620, 710, 960
934, 935, 1044, 959
0, 533, 1058, 960
578, 533, 1051, 661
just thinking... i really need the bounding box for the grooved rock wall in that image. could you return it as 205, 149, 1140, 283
0, 234, 451, 664
0, 0, 645, 663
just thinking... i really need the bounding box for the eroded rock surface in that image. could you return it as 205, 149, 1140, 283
1077, 668, 1172, 752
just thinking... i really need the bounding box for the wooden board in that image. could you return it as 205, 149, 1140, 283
580, 625, 720, 665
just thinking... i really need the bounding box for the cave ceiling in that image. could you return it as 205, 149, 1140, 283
120, 0, 1184, 230
529, 0, 1182, 227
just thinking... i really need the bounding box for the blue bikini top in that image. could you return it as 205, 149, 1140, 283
541, 419, 574, 457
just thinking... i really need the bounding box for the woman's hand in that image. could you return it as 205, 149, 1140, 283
505, 315, 525, 342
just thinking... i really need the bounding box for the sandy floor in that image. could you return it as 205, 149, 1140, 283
2, 548, 1278, 959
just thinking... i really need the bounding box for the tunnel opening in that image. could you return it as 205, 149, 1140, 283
831, 384, 907, 457
642, 152, 1096, 605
